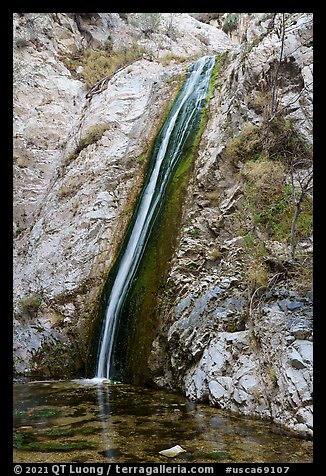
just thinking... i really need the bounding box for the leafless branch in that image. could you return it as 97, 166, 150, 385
268, 81, 313, 122
271, 13, 286, 116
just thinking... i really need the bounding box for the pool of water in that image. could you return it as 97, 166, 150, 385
13, 380, 312, 463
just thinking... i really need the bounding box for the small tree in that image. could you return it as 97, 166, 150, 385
130, 13, 161, 36
265, 13, 313, 260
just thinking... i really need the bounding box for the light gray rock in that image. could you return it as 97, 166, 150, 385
13, 12, 232, 377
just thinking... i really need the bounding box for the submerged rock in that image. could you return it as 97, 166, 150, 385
159, 445, 187, 457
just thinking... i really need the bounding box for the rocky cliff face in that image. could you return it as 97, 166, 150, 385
148, 13, 313, 438
13, 13, 231, 377
13, 13, 313, 437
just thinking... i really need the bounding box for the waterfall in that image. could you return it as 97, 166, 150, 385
95, 55, 216, 380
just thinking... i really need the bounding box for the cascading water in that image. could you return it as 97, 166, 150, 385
95, 55, 216, 381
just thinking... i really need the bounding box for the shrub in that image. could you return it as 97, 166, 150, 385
64, 123, 108, 165
241, 158, 312, 242
79, 124, 108, 148
247, 261, 269, 288
208, 248, 222, 260
224, 117, 312, 167
241, 159, 285, 202
224, 123, 263, 165
61, 44, 145, 89
205, 190, 220, 204
18, 294, 42, 314
159, 52, 187, 66
222, 14, 238, 33
189, 228, 201, 238
241, 232, 268, 288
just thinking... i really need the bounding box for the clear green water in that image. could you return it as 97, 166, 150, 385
13, 380, 312, 463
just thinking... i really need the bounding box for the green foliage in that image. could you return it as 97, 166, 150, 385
208, 248, 222, 260
241, 232, 268, 288
13, 432, 28, 448
224, 116, 313, 268
129, 13, 161, 34
189, 228, 201, 238
247, 261, 269, 288
136, 154, 147, 164
224, 123, 263, 164
241, 159, 286, 224
222, 14, 239, 33
241, 158, 312, 242
18, 294, 42, 314
49, 427, 96, 437
15, 226, 25, 237
225, 320, 238, 332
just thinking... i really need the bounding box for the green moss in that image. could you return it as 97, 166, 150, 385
49, 426, 96, 437
14, 436, 96, 452
88, 56, 221, 383
195, 450, 231, 461
113, 56, 221, 384
136, 154, 147, 163
14, 409, 60, 419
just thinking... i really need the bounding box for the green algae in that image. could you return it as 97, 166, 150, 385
14, 409, 60, 419
49, 427, 97, 437
14, 434, 96, 452
86, 72, 185, 376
